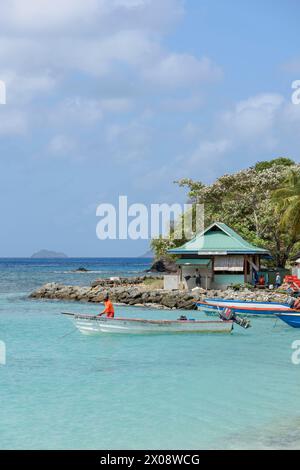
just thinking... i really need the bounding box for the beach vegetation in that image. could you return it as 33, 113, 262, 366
143, 278, 164, 289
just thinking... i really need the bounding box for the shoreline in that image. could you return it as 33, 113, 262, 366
29, 276, 289, 310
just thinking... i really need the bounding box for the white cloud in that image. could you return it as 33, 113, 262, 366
0, 31, 158, 77
0, 0, 183, 34
47, 134, 76, 156
49, 98, 103, 127
0, 0, 100, 32
221, 93, 284, 140
0, 69, 56, 104
105, 120, 151, 161
49, 96, 133, 129
100, 98, 133, 112
282, 100, 300, 125
0, 0, 216, 86
177, 92, 300, 181
0, 0, 220, 141
188, 139, 232, 167
161, 95, 203, 113
144, 54, 221, 88
0, 108, 27, 135
182, 122, 203, 140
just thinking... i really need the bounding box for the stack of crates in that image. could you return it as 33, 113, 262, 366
284, 275, 300, 291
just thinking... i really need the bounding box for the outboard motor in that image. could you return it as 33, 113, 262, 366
219, 307, 251, 329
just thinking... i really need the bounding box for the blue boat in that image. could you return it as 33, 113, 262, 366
197, 298, 293, 316
275, 312, 300, 328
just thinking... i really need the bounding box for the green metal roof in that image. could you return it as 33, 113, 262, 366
175, 258, 211, 266
168, 222, 270, 256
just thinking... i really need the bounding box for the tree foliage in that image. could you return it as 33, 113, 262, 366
151, 158, 300, 267
272, 169, 300, 240
254, 157, 294, 172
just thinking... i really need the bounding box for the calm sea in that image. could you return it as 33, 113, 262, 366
0, 258, 299, 449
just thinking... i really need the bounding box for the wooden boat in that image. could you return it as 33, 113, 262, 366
62, 313, 234, 334
197, 298, 293, 316
275, 312, 300, 328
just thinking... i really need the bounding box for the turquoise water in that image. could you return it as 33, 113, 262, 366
0, 259, 300, 449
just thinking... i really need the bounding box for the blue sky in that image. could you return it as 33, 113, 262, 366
0, 0, 300, 257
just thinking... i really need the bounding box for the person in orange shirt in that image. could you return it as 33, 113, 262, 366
98, 294, 115, 318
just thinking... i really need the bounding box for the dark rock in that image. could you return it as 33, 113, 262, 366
161, 294, 178, 309
148, 257, 177, 273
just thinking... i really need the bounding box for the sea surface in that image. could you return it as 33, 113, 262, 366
0, 258, 300, 450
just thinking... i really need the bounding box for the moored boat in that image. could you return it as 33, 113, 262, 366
275, 312, 300, 328
62, 313, 234, 334
197, 298, 292, 316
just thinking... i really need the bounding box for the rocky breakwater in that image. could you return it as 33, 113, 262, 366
29, 282, 197, 310
29, 280, 290, 311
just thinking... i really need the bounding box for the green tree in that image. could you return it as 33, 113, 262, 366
273, 169, 300, 241
254, 157, 294, 172
151, 159, 299, 267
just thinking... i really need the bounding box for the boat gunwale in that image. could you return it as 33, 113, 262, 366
204, 297, 290, 307
73, 314, 233, 325
197, 300, 298, 313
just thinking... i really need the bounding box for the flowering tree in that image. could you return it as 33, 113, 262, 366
151, 158, 300, 267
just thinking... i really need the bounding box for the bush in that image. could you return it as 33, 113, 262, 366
229, 283, 253, 291
254, 157, 294, 172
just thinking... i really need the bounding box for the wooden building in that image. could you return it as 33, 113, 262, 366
167, 222, 270, 290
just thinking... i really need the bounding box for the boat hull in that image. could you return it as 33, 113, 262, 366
73, 315, 233, 335
197, 298, 293, 316
276, 312, 300, 328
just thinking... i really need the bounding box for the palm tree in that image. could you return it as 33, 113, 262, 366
272, 169, 300, 238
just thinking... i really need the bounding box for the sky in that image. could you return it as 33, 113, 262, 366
0, 0, 300, 257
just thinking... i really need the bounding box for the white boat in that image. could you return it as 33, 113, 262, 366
62, 313, 234, 334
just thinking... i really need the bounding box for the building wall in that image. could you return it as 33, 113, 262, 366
172, 254, 265, 290
164, 275, 180, 290
212, 274, 245, 290
292, 267, 300, 279
181, 265, 213, 289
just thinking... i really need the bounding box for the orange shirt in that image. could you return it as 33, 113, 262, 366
104, 299, 115, 318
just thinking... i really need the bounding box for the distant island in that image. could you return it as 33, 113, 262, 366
31, 250, 68, 259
